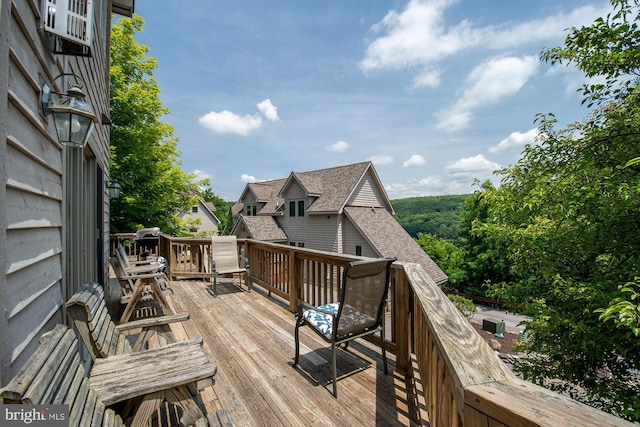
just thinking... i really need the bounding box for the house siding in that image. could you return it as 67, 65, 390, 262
342, 217, 378, 257
302, 214, 339, 252
0, 0, 114, 382
177, 200, 219, 234
280, 181, 306, 244
347, 170, 387, 208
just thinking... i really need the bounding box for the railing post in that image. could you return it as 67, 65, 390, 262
288, 248, 299, 312
395, 265, 413, 376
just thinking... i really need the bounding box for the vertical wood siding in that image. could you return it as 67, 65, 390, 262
0, 0, 113, 382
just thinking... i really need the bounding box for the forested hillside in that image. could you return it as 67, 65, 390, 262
392, 195, 469, 239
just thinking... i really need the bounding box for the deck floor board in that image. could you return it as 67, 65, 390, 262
162, 279, 427, 426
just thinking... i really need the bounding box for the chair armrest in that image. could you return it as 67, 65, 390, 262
120, 271, 165, 280
125, 264, 163, 274
115, 312, 190, 331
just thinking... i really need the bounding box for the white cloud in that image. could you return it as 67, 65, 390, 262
360, 0, 470, 71
368, 154, 394, 165
445, 154, 501, 177
198, 110, 263, 136
403, 154, 426, 167
191, 169, 211, 181
384, 176, 447, 198
490, 128, 539, 153
412, 69, 441, 88
436, 55, 539, 131
257, 99, 279, 122
240, 174, 257, 183
361, 1, 606, 74
198, 98, 279, 136
483, 5, 609, 50
326, 140, 350, 152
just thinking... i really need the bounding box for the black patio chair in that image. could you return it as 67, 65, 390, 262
293, 257, 396, 397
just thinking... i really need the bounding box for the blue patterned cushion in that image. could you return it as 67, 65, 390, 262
302, 303, 340, 337
303, 302, 377, 338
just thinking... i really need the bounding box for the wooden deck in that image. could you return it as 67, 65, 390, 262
157, 278, 428, 426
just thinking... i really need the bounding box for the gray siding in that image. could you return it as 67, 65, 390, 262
347, 170, 386, 208
342, 217, 378, 258
1, 0, 113, 382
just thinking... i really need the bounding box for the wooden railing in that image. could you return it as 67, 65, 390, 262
111, 233, 631, 426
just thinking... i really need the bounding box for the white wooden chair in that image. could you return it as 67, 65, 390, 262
210, 236, 251, 296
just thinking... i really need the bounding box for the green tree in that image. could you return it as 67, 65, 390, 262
415, 233, 466, 289
109, 15, 197, 234
392, 195, 467, 239
479, 1, 640, 418
458, 180, 513, 297
200, 184, 234, 234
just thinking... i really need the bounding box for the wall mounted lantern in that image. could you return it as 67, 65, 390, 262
41, 73, 98, 148
107, 180, 122, 199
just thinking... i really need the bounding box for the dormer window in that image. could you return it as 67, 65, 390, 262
42, 0, 94, 56
289, 200, 305, 217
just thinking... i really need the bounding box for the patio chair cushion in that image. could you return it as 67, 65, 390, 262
302, 302, 376, 338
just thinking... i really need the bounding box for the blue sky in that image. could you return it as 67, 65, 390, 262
131, 0, 610, 201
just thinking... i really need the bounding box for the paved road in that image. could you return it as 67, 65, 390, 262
471, 305, 529, 334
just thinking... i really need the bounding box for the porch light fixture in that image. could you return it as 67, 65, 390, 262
41, 73, 98, 148
107, 180, 122, 199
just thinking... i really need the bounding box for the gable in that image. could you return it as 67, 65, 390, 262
346, 169, 390, 210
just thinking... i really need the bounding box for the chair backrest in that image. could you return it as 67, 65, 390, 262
66, 282, 133, 360
110, 256, 135, 294
117, 243, 132, 269
211, 235, 241, 272
336, 258, 396, 338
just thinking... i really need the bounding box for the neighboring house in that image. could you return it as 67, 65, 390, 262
178, 196, 220, 234
0, 0, 134, 382
231, 162, 448, 285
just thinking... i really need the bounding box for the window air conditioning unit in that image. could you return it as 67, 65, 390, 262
42, 0, 93, 56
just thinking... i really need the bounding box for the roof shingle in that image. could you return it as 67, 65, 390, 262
344, 206, 448, 285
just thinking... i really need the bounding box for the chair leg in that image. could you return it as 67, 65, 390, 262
213, 272, 218, 297
293, 319, 301, 366
331, 342, 338, 398
381, 324, 388, 375
245, 269, 252, 292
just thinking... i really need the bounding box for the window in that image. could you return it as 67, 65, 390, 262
298, 242, 305, 248
298, 200, 305, 217
246, 205, 257, 216
192, 206, 198, 213
289, 242, 296, 246
355, 245, 362, 256
289, 201, 296, 217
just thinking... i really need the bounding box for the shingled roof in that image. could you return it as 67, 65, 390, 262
233, 179, 287, 217
280, 162, 392, 214
232, 215, 288, 242
344, 206, 448, 285
231, 162, 447, 285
